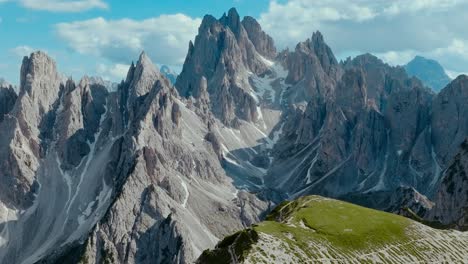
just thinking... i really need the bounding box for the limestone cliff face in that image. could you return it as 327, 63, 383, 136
427, 139, 468, 230
268, 54, 438, 199
0, 51, 62, 209
431, 75, 468, 166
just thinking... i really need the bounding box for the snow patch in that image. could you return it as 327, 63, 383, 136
178, 175, 190, 208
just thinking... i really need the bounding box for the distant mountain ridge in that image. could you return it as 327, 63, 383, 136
404, 56, 452, 92
160, 65, 178, 85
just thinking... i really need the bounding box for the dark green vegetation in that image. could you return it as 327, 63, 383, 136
197, 229, 259, 264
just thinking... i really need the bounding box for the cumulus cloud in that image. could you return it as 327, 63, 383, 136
383, 0, 465, 16
10, 45, 35, 57
1, 0, 107, 12
259, 0, 468, 73
55, 14, 201, 67
97, 63, 130, 81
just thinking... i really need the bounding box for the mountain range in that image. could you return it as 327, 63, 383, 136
0, 8, 466, 264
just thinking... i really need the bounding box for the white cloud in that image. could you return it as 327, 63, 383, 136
383, 0, 465, 16
445, 69, 468, 79
374, 50, 418, 66
10, 45, 35, 57
433, 39, 468, 60
259, 0, 468, 73
1, 0, 107, 12
97, 63, 129, 81
55, 14, 201, 67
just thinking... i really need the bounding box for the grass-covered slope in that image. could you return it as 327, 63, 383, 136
197, 196, 468, 263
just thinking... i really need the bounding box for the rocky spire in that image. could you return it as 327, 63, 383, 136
242, 16, 277, 59
128, 51, 161, 101
175, 8, 276, 126
220, 8, 242, 37
0, 51, 62, 209
283, 31, 342, 102
310, 31, 339, 76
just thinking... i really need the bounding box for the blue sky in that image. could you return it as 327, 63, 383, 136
1, 0, 468, 84
0, 0, 272, 83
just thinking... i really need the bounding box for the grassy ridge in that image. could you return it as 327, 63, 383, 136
198, 196, 468, 263
256, 196, 411, 252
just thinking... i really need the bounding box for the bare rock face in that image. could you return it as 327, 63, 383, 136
342, 53, 409, 111
75, 55, 269, 264
431, 75, 468, 166
268, 54, 437, 200
387, 186, 434, 218
427, 139, 468, 230
0, 51, 62, 209
282, 31, 342, 103
0, 85, 17, 122
241, 16, 276, 59
176, 8, 274, 126
55, 77, 109, 170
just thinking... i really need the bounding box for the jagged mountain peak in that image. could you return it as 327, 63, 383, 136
282, 30, 341, 101
220, 7, 241, 33
311, 30, 324, 42
125, 51, 163, 100
20, 51, 60, 94
176, 8, 278, 126
241, 15, 277, 59
137, 51, 156, 70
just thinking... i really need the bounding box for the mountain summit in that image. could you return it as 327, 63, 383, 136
404, 56, 451, 92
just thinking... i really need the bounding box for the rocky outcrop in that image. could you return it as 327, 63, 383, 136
427, 139, 468, 230
386, 186, 434, 218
